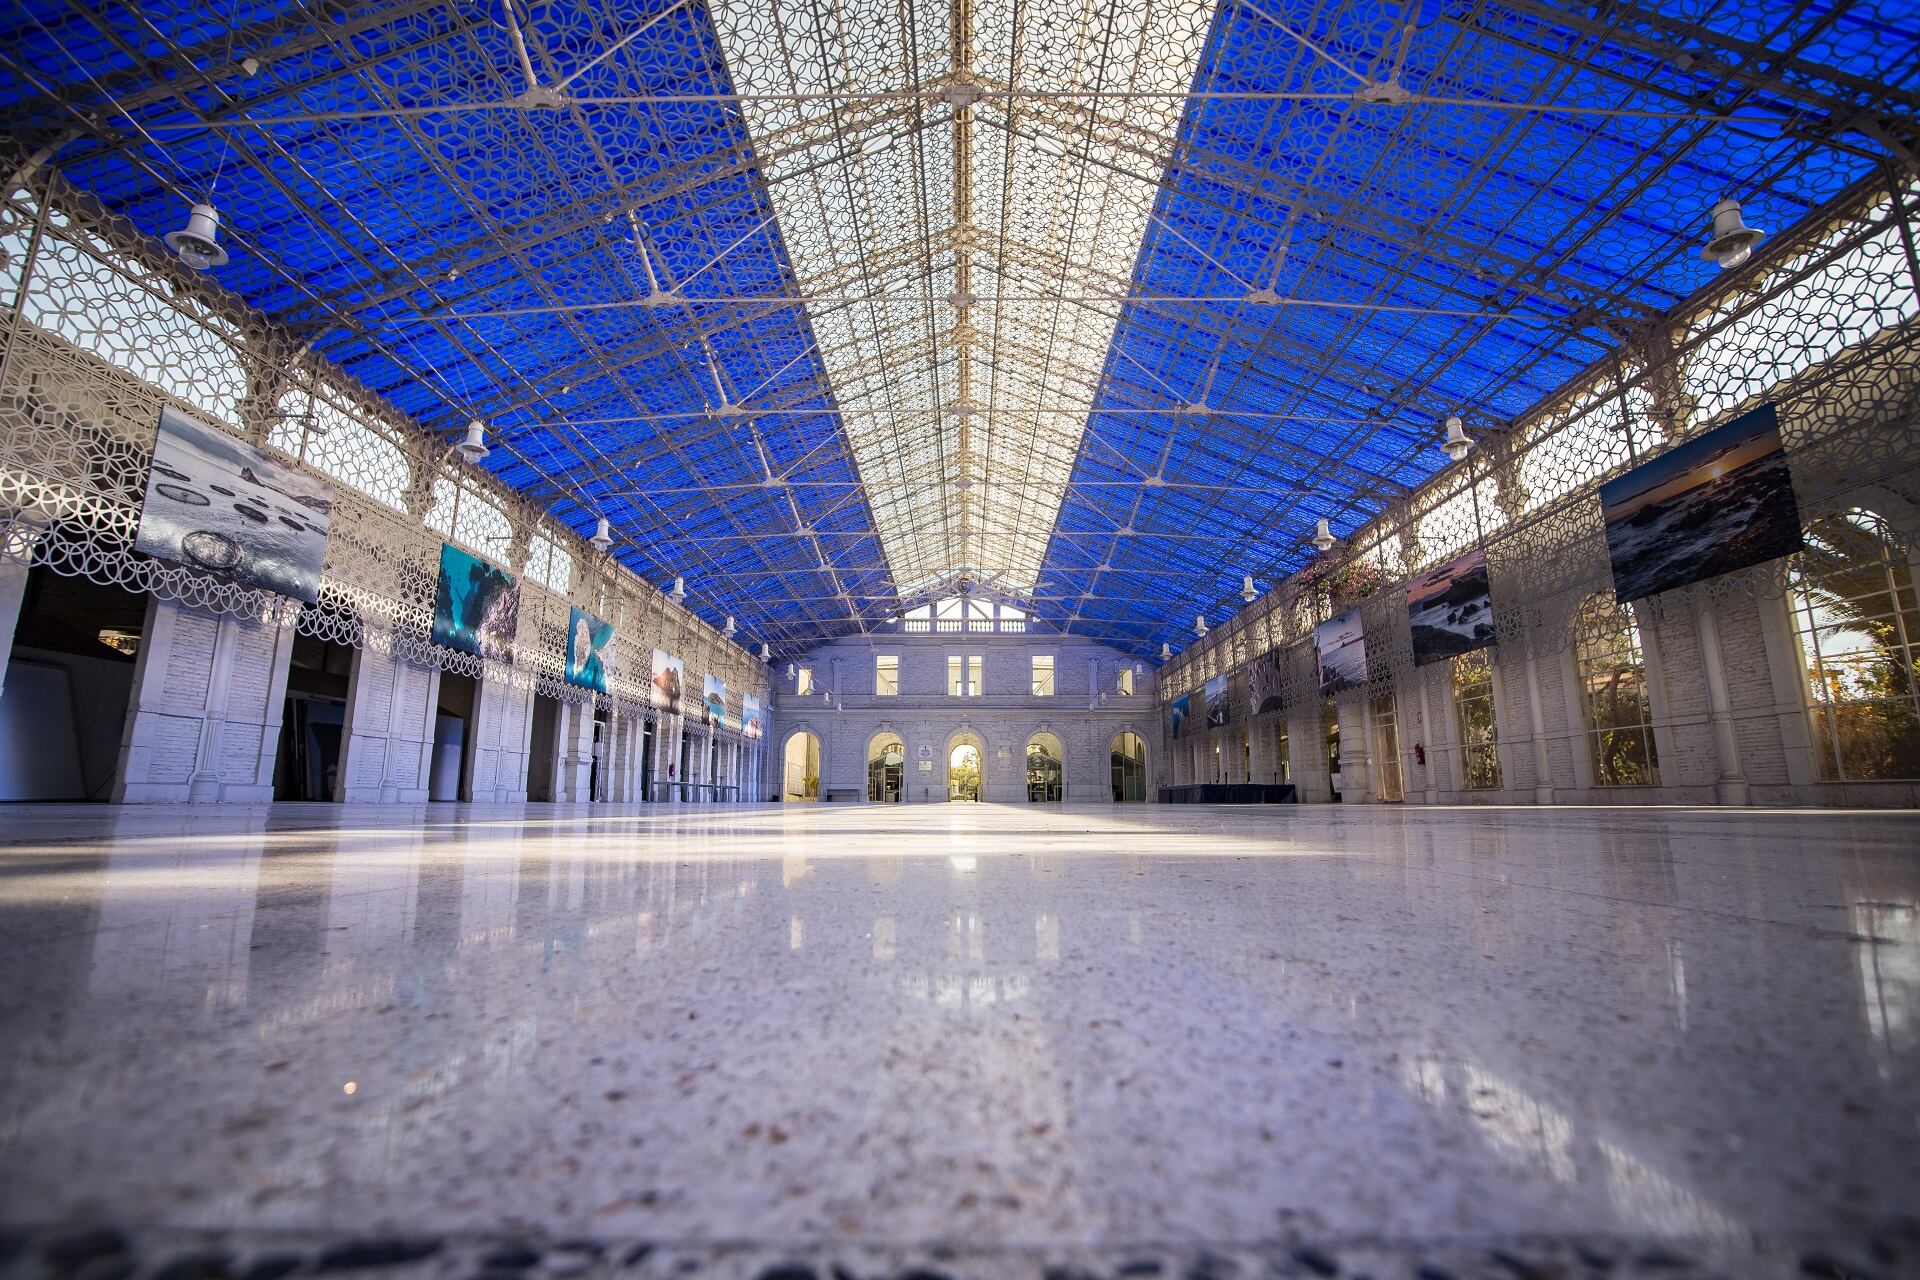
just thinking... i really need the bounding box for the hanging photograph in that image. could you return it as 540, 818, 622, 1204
432, 542, 519, 662
1205, 674, 1230, 728
1170, 693, 1192, 738
1315, 608, 1368, 696
703, 674, 727, 729
1407, 547, 1496, 666
741, 694, 765, 740
134, 405, 334, 603
651, 649, 685, 713
1599, 401, 1804, 603
564, 606, 614, 694
1250, 648, 1284, 716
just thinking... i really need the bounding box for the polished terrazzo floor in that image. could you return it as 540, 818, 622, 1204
1, 802, 1917, 1277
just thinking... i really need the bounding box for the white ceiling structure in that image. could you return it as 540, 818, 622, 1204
7, 0, 1914, 655
711, 0, 1214, 598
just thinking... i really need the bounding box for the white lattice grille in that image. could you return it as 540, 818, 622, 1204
709, 0, 1212, 594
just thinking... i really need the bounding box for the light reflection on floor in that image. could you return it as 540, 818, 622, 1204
0, 801, 1915, 1247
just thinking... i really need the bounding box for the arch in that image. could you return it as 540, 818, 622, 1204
1025, 732, 1064, 802
945, 728, 984, 802
1109, 731, 1148, 802
780, 729, 821, 802
1789, 505, 1920, 782
867, 730, 906, 802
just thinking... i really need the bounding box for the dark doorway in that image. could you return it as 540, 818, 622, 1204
1, 567, 143, 801
527, 693, 560, 801
591, 707, 609, 801
274, 632, 352, 801
640, 717, 655, 802
432, 670, 477, 801
1325, 702, 1342, 804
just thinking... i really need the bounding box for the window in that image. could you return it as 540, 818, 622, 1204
268, 387, 411, 512
1370, 692, 1404, 802
1453, 649, 1503, 790
1117, 666, 1135, 696
1031, 654, 1055, 697
875, 654, 900, 696
12, 199, 249, 428
796, 666, 815, 696
1790, 509, 1920, 782
425, 472, 513, 561
948, 655, 982, 696
523, 526, 572, 595
1575, 593, 1660, 786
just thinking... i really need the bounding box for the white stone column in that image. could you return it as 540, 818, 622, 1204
1339, 694, 1371, 803
1416, 673, 1438, 804
1522, 650, 1556, 805
1694, 601, 1750, 805
0, 527, 36, 699
113, 597, 292, 804
556, 698, 594, 801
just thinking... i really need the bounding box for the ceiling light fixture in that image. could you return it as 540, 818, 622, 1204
164, 202, 230, 270
1159, 642, 1173, 661
1194, 614, 1208, 638
1441, 415, 1474, 462
1241, 575, 1258, 603
454, 419, 489, 461
668, 575, 686, 605
722, 616, 737, 638
1702, 197, 1764, 270
589, 516, 613, 552
1312, 517, 1336, 552
759, 644, 772, 664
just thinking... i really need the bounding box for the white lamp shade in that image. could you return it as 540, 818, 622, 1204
455, 419, 489, 460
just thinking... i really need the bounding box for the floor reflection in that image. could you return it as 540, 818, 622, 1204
0, 802, 1915, 1245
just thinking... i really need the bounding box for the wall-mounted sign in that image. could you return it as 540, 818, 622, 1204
565, 606, 614, 692
136, 405, 334, 603
433, 542, 520, 662
1600, 400, 1803, 602
1407, 547, 1496, 667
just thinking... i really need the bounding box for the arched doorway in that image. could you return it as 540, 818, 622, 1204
947, 737, 983, 802
867, 732, 905, 803
782, 731, 820, 802
1110, 731, 1147, 802
1026, 733, 1063, 802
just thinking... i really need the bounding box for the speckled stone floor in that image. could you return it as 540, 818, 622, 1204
1, 802, 1916, 1280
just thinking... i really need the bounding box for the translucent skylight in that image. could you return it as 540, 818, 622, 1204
710, 0, 1212, 595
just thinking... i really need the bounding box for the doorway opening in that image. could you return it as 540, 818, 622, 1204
593, 706, 610, 801
1324, 701, 1342, 803
783, 731, 820, 801
274, 631, 353, 801
948, 741, 982, 802
431, 670, 476, 801
868, 733, 904, 802
1371, 691, 1404, 802
1026, 733, 1063, 802
641, 717, 656, 801
526, 693, 560, 801
1109, 731, 1146, 802
0, 566, 142, 801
